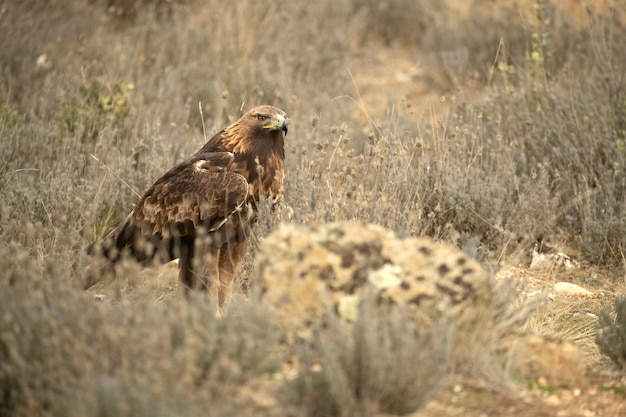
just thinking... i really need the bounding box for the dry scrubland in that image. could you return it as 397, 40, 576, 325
2, 0, 626, 416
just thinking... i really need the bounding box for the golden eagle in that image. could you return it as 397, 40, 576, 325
87, 105, 288, 306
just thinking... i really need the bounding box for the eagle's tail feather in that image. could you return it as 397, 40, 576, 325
81, 213, 140, 289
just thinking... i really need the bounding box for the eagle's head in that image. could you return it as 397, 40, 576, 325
195, 104, 288, 202
217, 105, 288, 155
246, 105, 288, 136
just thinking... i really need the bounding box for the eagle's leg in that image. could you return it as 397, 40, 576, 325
179, 243, 219, 301
216, 241, 248, 307
177, 243, 195, 296
194, 235, 221, 298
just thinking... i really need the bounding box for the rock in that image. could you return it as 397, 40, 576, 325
254, 221, 494, 344
502, 333, 586, 387
93, 293, 106, 302
530, 246, 579, 271
553, 282, 593, 297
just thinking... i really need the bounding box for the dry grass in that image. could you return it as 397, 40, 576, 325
2, 0, 626, 415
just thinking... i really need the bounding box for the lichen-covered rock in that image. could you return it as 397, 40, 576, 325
254, 221, 494, 341
253, 221, 589, 384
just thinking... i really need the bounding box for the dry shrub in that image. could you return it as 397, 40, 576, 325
283, 102, 559, 266
456, 279, 541, 382
285, 293, 451, 417
0, 242, 284, 417
596, 295, 626, 370
483, 51, 626, 264
282, 281, 538, 416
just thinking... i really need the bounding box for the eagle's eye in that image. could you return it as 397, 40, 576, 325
256, 114, 269, 122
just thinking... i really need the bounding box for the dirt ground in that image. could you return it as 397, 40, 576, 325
418, 374, 626, 417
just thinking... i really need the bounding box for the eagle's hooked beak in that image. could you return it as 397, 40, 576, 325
265, 114, 288, 136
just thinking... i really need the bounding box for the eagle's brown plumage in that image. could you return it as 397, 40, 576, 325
87, 105, 288, 306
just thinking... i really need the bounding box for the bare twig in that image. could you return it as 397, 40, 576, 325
89, 154, 141, 199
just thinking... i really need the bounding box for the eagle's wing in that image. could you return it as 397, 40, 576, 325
130, 152, 251, 242
85, 152, 251, 287
91, 152, 250, 262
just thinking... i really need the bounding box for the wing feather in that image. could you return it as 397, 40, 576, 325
130, 152, 249, 240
